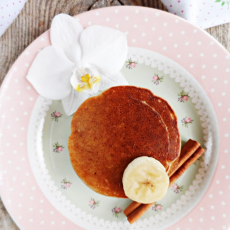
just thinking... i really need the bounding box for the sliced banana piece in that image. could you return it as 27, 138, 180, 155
122, 156, 169, 204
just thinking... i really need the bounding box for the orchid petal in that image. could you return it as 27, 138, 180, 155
27, 46, 75, 100
50, 14, 83, 63
80, 25, 128, 75
62, 87, 89, 115
99, 72, 128, 91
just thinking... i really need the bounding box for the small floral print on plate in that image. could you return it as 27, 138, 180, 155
112, 206, 123, 217
178, 91, 189, 102
126, 58, 137, 69
89, 198, 99, 209
181, 117, 193, 127
152, 203, 163, 212
53, 142, 64, 153
171, 183, 184, 194
152, 74, 164, 85
61, 179, 72, 189
51, 111, 62, 121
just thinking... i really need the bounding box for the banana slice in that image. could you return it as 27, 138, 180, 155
122, 156, 169, 204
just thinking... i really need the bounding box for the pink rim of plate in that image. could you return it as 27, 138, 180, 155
0, 6, 230, 230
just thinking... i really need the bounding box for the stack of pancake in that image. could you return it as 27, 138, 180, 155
68, 86, 180, 198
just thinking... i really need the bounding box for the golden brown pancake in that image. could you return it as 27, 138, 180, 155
113, 86, 181, 172
69, 87, 170, 198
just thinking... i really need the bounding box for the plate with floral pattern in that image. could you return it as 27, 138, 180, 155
0, 6, 229, 230
27, 47, 218, 230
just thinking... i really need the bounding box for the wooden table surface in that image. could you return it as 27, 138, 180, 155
0, 0, 230, 229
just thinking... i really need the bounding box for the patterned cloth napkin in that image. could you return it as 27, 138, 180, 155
161, 0, 230, 29
0, 0, 27, 37
0, 0, 230, 36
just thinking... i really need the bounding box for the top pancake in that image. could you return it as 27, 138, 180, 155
69, 87, 170, 198
114, 86, 181, 169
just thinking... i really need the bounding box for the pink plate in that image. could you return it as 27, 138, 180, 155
0, 6, 230, 230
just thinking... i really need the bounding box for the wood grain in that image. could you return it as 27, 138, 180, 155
0, 0, 229, 229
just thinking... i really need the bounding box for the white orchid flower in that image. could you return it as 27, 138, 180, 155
26, 14, 128, 115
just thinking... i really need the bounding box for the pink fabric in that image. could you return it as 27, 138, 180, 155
161, 0, 230, 29
0, 0, 27, 36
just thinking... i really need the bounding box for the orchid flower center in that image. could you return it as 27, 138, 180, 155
70, 66, 101, 94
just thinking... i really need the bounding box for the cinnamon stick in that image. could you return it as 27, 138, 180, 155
127, 146, 205, 224
124, 139, 200, 217
123, 201, 141, 217
127, 203, 152, 224
169, 146, 204, 187
168, 139, 200, 177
